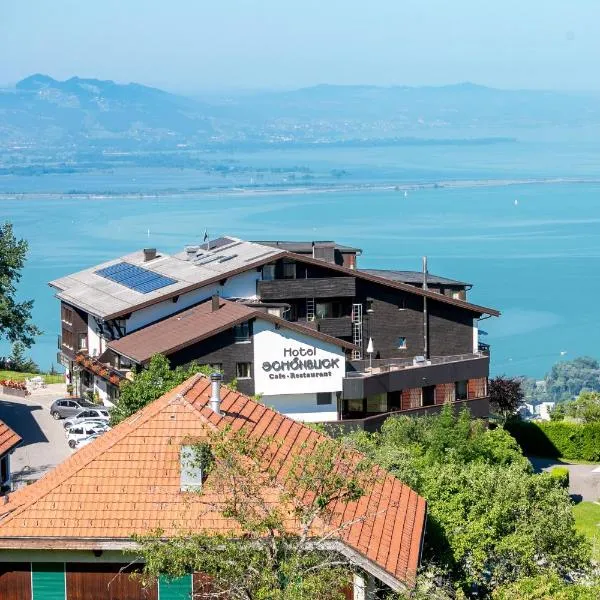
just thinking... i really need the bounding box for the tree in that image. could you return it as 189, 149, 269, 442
489, 376, 524, 423
0, 222, 41, 347
346, 406, 592, 596
545, 356, 600, 402
492, 573, 600, 600
564, 391, 600, 423
137, 428, 386, 600
8, 341, 39, 373
110, 354, 210, 425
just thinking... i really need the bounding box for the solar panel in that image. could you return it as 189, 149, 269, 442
95, 262, 177, 294
207, 237, 235, 250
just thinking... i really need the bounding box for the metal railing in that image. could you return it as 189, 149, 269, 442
346, 352, 487, 378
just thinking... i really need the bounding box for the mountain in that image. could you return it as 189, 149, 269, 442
1, 74, 214, 148
2, 75, 600, 153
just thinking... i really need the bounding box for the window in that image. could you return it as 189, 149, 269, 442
234, 322, 250, 342
317, 392, 332, 405
397, 337, 407, 349
62, 330, 74, 351
366, 393, 387, 413
282, 261, 296, 279
315, 301, 343, 319
262, 264, 276, 281
61, 305, 73, 325
455, 380, 468, 401
78, 334, 88, 351
236, 362, 252, 379
180, 445, 203, 491
422, 385, 435, 407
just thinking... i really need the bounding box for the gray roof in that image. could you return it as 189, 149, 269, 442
360, 269, 470, 287
253, 240, 362, 254
49, 238, 283, 320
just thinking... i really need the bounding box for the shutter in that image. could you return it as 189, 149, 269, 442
32, 562, 65, 600
159, 574, 192, 599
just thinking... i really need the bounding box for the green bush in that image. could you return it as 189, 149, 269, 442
506, 420, 600, 461
549, 466, 569, 489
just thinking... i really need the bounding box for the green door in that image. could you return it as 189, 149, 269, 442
32, 563, 65, 600
159, 574, 192, 599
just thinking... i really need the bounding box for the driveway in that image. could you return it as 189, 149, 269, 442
529, 456, 600, 502
0, 383, 72, 486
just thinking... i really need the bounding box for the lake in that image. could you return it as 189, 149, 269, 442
1, 137, 599, 378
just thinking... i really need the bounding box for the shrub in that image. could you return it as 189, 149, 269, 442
506, 420, 600, 461
549, 466, 570, 489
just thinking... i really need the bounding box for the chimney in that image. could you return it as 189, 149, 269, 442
209, 372, 223, 415
143, 248, 157, 262
211, 294, 220, 312
422, 256, 428, 290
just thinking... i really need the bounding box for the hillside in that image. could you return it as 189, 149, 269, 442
1, 75, 600, 152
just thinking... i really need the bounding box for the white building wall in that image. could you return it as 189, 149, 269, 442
253, 320, 345, 396
93, 376, 109, 404
126, 270, 260, 332
87, 314, 103, 357
261, 392, 338, 422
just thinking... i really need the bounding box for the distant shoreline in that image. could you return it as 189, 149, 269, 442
1, 177, 599, 201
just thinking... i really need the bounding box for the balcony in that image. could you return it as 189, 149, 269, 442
343, 352, 489, 399
302, 316, 353, 337
258, 277, 356, 300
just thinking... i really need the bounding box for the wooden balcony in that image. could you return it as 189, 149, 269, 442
257, 277, 356, 300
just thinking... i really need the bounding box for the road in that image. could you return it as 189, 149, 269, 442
529, 456, 600, 502
0, 383, 72, 486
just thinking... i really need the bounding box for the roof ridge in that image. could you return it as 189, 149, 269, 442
0, 375, 205, 527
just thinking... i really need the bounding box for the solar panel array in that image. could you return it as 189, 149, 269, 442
95, 262, 177, 294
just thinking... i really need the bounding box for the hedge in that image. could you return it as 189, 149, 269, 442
549, 466, 570, 489
505, 420, 600, 461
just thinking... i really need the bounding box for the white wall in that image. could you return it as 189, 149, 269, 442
87, 314, 103, 357
262, 392, 338, 422
126, 270, 260, 332
473, 318, 479, 354
93, 376, 109, 405
253, 320, 345, 397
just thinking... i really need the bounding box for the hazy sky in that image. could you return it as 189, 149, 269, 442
1, 0, 598, 92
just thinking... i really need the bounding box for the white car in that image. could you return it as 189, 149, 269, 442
63, 408, 110, 429
75, 433, 103, 449
66, 423, 110, 448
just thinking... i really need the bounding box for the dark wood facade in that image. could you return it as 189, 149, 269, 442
168, 321, 256, 397
66, 563, 157, 600
0, 563, 31, 600
60, 301, 89, 360
258, 276, 356, 300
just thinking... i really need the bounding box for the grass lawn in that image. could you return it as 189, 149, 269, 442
0, 370, 64, 385
573, 501, 600, 560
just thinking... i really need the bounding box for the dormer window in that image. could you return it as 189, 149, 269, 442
282, 261, 296, 280
180, 446, 203, 492
234, 321, 250, 342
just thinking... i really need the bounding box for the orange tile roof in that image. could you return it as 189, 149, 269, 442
0, 420, 22, 456
0, 376, 426, 589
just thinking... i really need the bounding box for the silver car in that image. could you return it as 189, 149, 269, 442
50, 397, 95, 420
63, 408, 110, 429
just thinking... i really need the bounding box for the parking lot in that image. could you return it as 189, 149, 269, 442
0, 383, 73, 486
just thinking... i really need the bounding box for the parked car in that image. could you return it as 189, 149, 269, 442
50, 398, 95, 420
63, 408, 110, 429
66, 423, 110, 448
74, 433, 103, 449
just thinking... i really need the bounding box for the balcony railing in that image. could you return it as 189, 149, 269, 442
346, 352, 488, 378
258, 277, 356, 300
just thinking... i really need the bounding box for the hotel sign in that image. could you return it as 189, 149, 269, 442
253, 321, 345, 396
262, 346, 341, 381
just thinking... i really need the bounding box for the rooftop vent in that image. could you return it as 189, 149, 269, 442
143, 248, 157, 262
209, 372, 223, 415
211, 294, 220, 312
